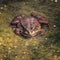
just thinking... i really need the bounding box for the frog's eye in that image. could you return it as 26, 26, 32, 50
24, 31, 29, 34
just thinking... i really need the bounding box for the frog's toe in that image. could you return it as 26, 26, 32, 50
39, 29, 45, 36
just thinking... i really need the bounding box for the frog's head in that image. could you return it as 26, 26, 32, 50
23, 17, 41, 37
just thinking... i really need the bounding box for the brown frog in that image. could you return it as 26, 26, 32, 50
10, 12, 50, 38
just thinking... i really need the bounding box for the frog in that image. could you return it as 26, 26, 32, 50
10, 12, 50, 38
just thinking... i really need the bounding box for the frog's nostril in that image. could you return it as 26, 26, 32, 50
31, 27, 33, 30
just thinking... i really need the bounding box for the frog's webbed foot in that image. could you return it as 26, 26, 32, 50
38, 20, 51, 28
37, 29, 45, 36
13, 27, 23, 36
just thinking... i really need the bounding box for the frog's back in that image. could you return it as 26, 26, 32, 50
20, 16, 41, 32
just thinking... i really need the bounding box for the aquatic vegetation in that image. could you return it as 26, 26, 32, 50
0, 1, 60, 60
